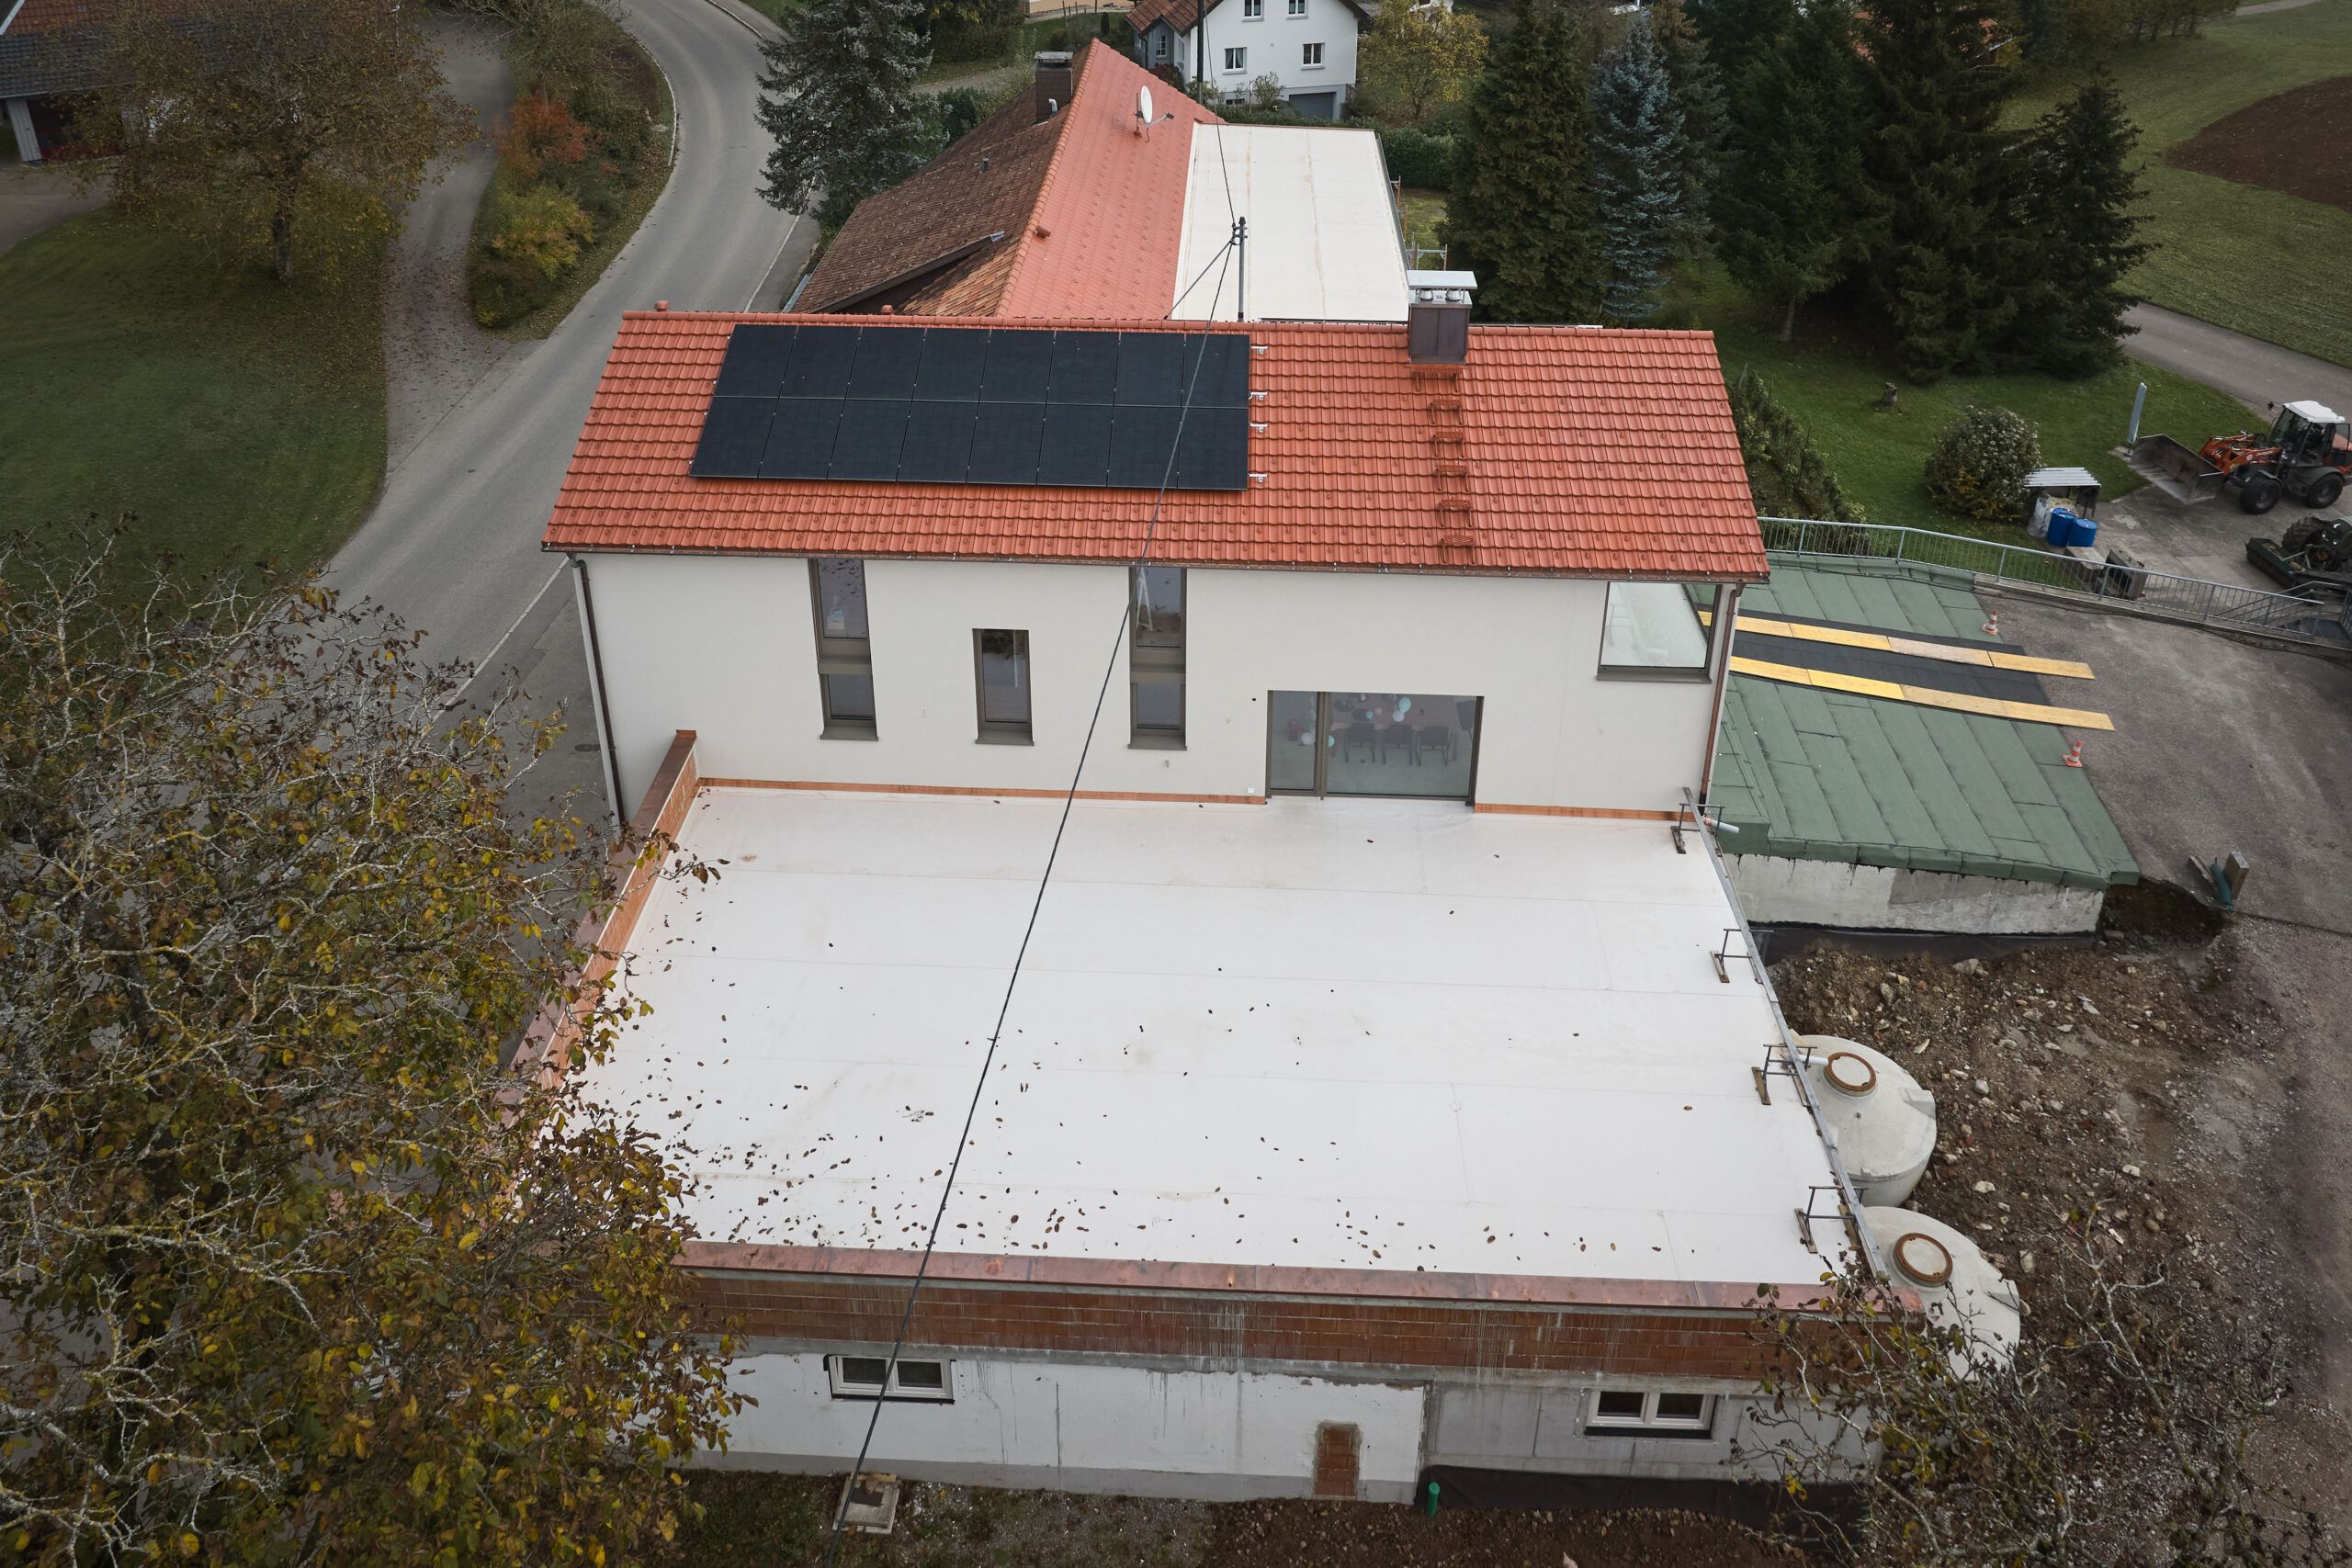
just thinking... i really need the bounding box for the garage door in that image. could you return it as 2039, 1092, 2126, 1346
1289, 90, 1338, 119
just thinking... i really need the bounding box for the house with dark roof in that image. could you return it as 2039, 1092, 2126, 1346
1, 0, 119, 161
525, 297, 1939, 1504
1129, 0, 1388, 119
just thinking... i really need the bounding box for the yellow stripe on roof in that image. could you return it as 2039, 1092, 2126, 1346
1726, 613, 2096, 680
1729, 656, 2116, 731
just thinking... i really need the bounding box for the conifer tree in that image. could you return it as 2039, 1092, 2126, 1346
1687, 0, 1797, 95
1587, 19, 1684, 324
1446, 0, 1604, 322
2012, 69, 2149, 377
757, 0, 933, 227
1716, 0, 1865, 340
1853, 0, 2019, 381
1647, 0, 1727, 259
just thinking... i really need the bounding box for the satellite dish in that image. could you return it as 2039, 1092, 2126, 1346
1137, 84, 1155, 125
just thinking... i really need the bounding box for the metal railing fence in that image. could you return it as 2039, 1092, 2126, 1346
1758, 517, 2351, 645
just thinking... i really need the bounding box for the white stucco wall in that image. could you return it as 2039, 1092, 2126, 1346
1728, 854, 2109, 936
709, 1353, 1427, 1502
1152, 0, 1363, 110
578, 552, 1721, 815
1429, 1382, 1870, 1483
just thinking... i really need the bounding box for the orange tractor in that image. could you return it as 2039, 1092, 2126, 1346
2127, 400, 2351, 514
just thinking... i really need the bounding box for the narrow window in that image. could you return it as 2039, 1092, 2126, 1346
1586, 1389, 1715, 1437
1598, 581, 1714, 678
1288, 0, 1306, 16
1244, 0, 1263, 16
975, 628, 1033, 742
810, 558, 877, 737
1301, 40, 1323, 64
827, 1354, 954, 1402
1130, 567, 1186, 748
1224, 45, 1247, 70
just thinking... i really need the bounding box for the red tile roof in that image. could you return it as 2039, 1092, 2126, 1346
540, 311, 1768, 581
800, 40, 1223, 320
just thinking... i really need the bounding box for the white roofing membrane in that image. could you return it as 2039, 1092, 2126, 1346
1170, 124, 1412, 323
586, 789, 1849, 1288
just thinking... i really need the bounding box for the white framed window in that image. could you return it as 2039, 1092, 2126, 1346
1153, 30, 1170, 61
1244, 0, 1263, 16
1301, 39, 1323, 63
1598, 581, 1714, 677
1288, 0, 1307, 15
1223, 45, 1247, 69
1585, 1389, 1714, 1437
827, 1354, 954, 1402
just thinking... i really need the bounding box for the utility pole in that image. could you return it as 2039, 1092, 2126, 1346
1233, 216, 1247, 321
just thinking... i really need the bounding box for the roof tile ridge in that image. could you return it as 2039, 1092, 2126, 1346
994, 42, 1113, 310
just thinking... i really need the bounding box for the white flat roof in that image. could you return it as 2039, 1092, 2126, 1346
1171, 124, 1411, 323
589, 790, 1849, 1288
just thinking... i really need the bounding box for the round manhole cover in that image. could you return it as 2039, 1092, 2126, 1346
1893, 1231, 1954, 1287
1824, 1050, 1879, 1097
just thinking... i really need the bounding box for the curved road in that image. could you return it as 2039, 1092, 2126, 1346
327, 0, 803, 676
2124, 302, 2352, 420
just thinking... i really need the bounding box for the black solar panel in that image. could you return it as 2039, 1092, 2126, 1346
1037, 404, 1114, 486
760, 398, 843, 479
980, 331, 1053, 403
914, 329, 988, 401
831, 400, 910, 480
779, 326, 860, 397
691, 396, 777, 477
695, 324, 1250, 491
968, 402, 1045, 484
848, 328, 926, 400
899, 401, 977, 482
1049, 331, 1119, 405
715, 326, 795, 398
1108, 406, 1185, 489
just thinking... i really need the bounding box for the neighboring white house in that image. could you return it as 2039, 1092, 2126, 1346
525, 296, 2008, 1507
1130, 0, 1371, 119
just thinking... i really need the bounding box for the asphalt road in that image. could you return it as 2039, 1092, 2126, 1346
327, 0, 809, 679
2123, 302, 2352, 420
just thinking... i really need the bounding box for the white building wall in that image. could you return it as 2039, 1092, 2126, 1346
579, 551, 1720, 816
1162, 0, 1363, 112
709, 1352, 1427, 1502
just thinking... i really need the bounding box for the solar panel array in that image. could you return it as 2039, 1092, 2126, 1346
690, 324, 1252, 491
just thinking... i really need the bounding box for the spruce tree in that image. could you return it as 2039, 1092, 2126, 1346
1687, 0, 1797, 95
2013, 69, 2149, 377
756, 0, 933, 228
1853, 0, 2018, 381
1587, 19, 1684, 324
1715, 0, 1865, 341
1446, 0, 1604, 323
1648, 0, 1728, 260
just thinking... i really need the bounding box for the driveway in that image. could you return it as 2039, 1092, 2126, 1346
0, 161, 104, 260
2124, 302, 2352, 419
327, 0, 813, 683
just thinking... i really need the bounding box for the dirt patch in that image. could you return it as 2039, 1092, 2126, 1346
2165, 73, 2352, 215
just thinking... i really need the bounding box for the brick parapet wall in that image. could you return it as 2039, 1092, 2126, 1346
684, 1269, 1785, 1380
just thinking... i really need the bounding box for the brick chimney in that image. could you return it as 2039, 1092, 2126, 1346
1034, 51, 1075, 121
1406, 270, 1476, 364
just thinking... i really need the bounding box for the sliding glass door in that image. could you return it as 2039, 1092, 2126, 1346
1267, 692, 1481, 800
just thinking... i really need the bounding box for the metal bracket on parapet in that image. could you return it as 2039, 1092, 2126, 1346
1753, 1038, 1807, 1105
1795, 1185, 1861, 1257
1713, 929, 1758, 985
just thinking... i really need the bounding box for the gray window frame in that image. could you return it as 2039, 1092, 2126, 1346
826, 1353, 954, 1403
1263, 692, 1483, 802
1595, 581, 1720, 682
1130, 567, 1186, 750
974, 627, 1034, 744
809, 558, 878, 739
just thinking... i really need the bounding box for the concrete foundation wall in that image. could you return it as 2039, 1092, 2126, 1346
715, 1351, 1426, 1502
1728, 852, 2108, 936
581, 553, 1717, 815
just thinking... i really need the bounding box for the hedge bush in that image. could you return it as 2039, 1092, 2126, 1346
1727, 367, 1866, 523
1924, 405, 2041, 525
1378, 125, 1455, 189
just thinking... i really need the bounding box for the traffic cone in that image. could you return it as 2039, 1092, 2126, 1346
1982, 611, 2000, 638
2062, 740, 2084, 768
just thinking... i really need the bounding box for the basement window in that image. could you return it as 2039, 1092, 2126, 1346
827, 1354, 955, 1402
1586, 1389, 1715, 1438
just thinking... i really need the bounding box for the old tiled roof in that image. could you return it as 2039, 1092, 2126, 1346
540, 310, 1769, 580
1125, 0, 1212, 34
800, 39, 1224, 320
0, 0, 120, 97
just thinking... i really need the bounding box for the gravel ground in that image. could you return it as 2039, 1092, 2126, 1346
382, 10, 522, 472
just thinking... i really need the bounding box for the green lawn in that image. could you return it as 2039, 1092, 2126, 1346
2007, 0, 2352, 367
1700, 273, 2256, 536
0, 213, 385, 586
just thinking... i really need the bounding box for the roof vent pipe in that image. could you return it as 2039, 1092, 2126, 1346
1406, 269, 1476, 365
1034, 51, 1074, 121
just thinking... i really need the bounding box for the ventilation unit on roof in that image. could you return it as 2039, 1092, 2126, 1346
1406, 270, 1476, 365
